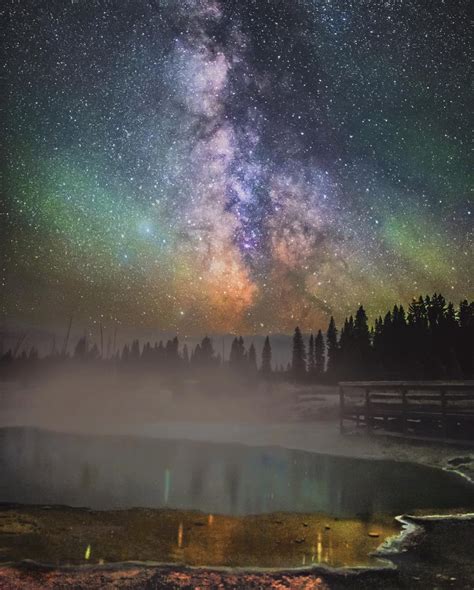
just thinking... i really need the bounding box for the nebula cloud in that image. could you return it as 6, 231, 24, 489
2, 0, 471, 334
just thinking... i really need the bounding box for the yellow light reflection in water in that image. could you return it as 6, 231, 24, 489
178, 522, 183, 549
317, 532, 322, 563
0, 507, 400, 570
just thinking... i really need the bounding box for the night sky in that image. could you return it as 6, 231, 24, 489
2, 0, 472, 335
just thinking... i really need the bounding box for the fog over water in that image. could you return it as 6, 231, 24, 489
1, 368, 473, 521
2, 427, 474, 517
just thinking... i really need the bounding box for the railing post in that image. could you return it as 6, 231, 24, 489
441, 388, 447, 439
402, 388, 408, 434
339, 385, 345, 434
365, 387, 372, 433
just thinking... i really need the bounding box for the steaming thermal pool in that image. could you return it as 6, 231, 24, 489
0, 427, 473, 568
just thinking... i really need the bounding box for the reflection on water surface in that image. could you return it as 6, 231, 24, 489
1, 427, 472, 516
1, 427, 473, 569
0, 505, 398, 568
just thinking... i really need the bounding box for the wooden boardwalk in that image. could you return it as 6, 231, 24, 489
339, 381, 474, 442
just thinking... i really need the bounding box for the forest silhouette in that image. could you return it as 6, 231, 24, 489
1, 293, 473, 382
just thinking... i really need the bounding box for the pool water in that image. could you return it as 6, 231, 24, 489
1, 427, 472, 516
0, 427, 472, 569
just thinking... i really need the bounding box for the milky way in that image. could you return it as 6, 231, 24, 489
2, 0, 472, 334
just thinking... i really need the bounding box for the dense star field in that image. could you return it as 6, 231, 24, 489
2, 0, 472, 335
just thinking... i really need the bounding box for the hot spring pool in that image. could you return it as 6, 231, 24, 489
0, 427, 472, 569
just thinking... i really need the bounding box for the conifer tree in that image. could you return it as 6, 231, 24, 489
354, 305, 371, 376
261, 335, 272, 375
314, 329, 325, 376
165, 337, 179, 368
182, 343, 189, 364
230, 337, 240, 367
121, 344, 130, 363
238, 336, 245, 365
248, 342, 257, 372
191, 343, 201, 365
156, 341, 165, 366
200, 336, 215, 366
308, 333, 315, 375
291, 326, 306, 378
142, 342, 152, 362
408, 296, 428, 330
230, 336, 246, 368
326, 316, 338, 377
339, 316, 355, 378
354, 306, 370, 349
130, 339, 140, 361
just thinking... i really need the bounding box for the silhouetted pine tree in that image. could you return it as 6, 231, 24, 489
372, 316, 384, 375
229, 337, 239, 367
155, 341, 165, 366
229, 336, 246, 369
339, 316, 355, 378
163, 337, 179, 370
314, 329, 325, 376
326, 316, 338, 379
292, 327, 306, 379
406, 298, 426, 377
354, 306, 370, 346
392, 305, 408, 375
261, 336, 272, 375
248, 342, 257, 372
308, 333, 315, 375
408, 296, 428, 330
440, 303, 458, 377
426, 293, 447, 330
425, 294, 449, 377
381, 311, 395, 374
130, 339, 140, 362
182, 343, 189, 365
142, 342, 152, 362
191, 343, 201, 366
238, 336, 245, 364
121, 344, 130, 363
199, 336, 215, 367
353, 305, 371, 377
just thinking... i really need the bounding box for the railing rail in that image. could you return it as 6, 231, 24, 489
339, 381, 474, 442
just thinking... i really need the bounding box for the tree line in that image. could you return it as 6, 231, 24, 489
297, 293, 473, 381
1, 293, 473, 381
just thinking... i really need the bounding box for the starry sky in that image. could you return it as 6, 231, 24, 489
2, 0, 472, 335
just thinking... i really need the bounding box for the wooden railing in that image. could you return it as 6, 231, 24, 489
339, 381, 474, 442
